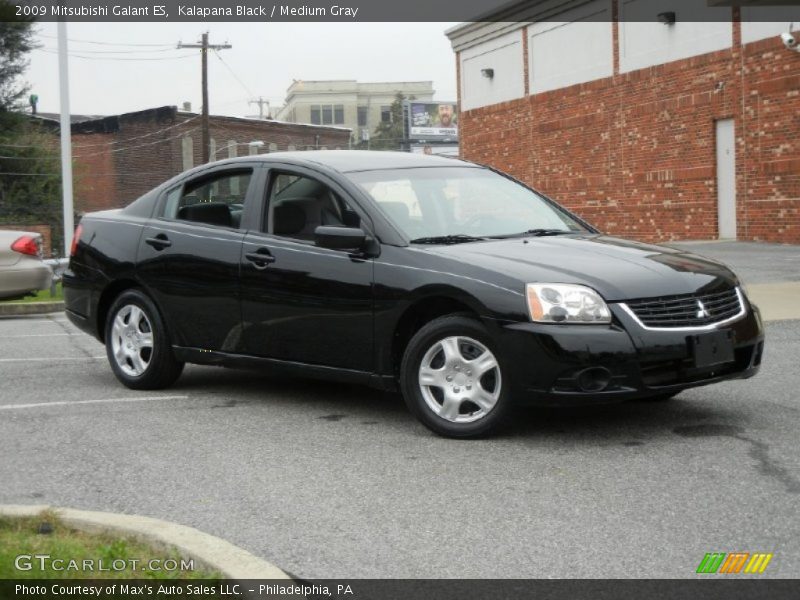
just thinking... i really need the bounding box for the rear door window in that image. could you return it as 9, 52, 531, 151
160, 169, 253, 229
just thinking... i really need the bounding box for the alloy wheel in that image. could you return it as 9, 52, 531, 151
418, 335, 502, 423
110, 304, 154, 377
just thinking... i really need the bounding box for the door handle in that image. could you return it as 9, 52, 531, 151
145, 234, 171, 250
245, 249, 276, 270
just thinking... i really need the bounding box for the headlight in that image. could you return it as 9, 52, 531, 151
526, 283, 612, 324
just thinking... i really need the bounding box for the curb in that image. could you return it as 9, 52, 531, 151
0, 505, 290, 580
0, 302, 64, 316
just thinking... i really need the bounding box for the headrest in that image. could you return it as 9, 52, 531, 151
381, 201, 411, 223
176, 202, 232, 227
274, 204, 307, 235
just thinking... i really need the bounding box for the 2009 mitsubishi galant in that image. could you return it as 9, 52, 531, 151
64, 151, 764, 437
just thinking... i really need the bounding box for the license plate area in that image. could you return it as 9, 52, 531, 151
690, 330, 735, 369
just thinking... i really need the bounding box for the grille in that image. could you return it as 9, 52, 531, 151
623, 287, 743, 329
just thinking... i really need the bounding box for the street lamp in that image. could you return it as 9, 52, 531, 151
211, 140, 265, 159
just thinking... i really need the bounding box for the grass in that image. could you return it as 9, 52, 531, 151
0, 511, 220, 580
0, 283, 63, 304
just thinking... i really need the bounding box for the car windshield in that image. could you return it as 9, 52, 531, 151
346, 166, 587, 242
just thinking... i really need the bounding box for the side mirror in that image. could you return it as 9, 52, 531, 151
314, 225, 367, 250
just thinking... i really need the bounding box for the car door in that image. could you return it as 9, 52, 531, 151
240, 165, 375, 372
137, 164, 263, 352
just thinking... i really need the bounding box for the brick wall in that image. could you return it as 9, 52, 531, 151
71, 109, 351, 214
1, 224, 53, 256
459, 34, 800, 244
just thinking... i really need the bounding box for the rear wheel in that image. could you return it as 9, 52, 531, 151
105, 289, 184, 389
400, 315, 511, 438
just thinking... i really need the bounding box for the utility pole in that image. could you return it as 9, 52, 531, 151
57, 22, 74, 256
177, 33, 231, 163
249, 96, 270, 119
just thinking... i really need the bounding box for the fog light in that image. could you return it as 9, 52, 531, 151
576, 367, 612, 392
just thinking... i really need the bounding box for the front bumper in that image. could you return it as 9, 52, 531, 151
493, 299, 764, 406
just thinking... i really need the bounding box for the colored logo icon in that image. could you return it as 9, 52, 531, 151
696, 552, 773, 574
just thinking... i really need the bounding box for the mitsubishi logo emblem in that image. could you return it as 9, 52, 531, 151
696, 300, 710, 319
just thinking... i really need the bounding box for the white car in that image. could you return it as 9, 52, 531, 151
0, 230, 53, 300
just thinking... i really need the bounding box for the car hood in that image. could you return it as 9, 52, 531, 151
416, 234, 738, 301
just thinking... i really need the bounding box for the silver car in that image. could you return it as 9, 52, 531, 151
0, 230, 53, 300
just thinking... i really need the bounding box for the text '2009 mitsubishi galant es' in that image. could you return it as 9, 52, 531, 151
64, 151, 764, 437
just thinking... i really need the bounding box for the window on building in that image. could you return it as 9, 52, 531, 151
309, 104, 347, 126
357, 106, 368, 127
380, 106, 392, 123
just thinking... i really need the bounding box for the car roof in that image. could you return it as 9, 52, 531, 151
215, 150, 476, 173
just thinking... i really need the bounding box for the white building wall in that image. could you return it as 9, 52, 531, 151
619, 0, 732, 73
741, 6, 800, 44
528, 1, 613, 94
460, 29, 525, 111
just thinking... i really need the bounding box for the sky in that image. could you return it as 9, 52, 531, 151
25, 22, 459, 119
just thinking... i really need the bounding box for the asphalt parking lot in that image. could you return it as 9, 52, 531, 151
1, 241, 799, 579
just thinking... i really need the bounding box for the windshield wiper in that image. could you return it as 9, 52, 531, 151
490, 228, 576, 239
409, 234, 487, 245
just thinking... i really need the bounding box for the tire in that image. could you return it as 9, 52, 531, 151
105, 289, 184, 390
634, 392, 680, 402
400, 315, 511, 438
640, 392, 679, 402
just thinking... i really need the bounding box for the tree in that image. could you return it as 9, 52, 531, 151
0, 2, 63, 254
368, 91, 409, 151
0, 1, 36, 127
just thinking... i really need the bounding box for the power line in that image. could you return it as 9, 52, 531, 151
0, 172, 58, 177
0, 115, 202, 150
73, 127, 201, 158
34, 48, 197, 61
40, 46, 188, 55
0, 155, 59, 160
37, 33, 173, 48
212, 49, 255, 98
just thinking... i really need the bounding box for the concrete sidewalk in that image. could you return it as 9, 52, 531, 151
668, 241, 800, 322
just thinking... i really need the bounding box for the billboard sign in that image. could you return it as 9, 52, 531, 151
408, 102, 458, 139
410, 144, 459, 156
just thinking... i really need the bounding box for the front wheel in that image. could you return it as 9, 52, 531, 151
400, 315, 511, 438
105, 289, 184, 390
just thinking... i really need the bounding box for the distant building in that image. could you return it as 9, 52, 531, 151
32, 105, 350, 214
448, 1, 800, 244
276, 80, 435, 144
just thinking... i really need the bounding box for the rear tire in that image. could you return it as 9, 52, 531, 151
400, 315, 511, 438
105, 289, 184, 390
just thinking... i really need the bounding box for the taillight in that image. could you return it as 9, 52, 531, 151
11, 235, 41, 257
70, 224, 83, 257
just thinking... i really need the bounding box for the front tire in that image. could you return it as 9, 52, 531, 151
400, 315, 511, 438
105, 289, 184, 390
641, 392, 679, 402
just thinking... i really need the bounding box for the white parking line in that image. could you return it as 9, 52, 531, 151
1, 333, 74, 338
0, 356, 106, 362
0, 395, 190, 411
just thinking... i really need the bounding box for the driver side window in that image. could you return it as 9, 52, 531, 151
265, 172, 360, 242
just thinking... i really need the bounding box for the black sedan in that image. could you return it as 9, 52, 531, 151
63, 151, 764, 437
